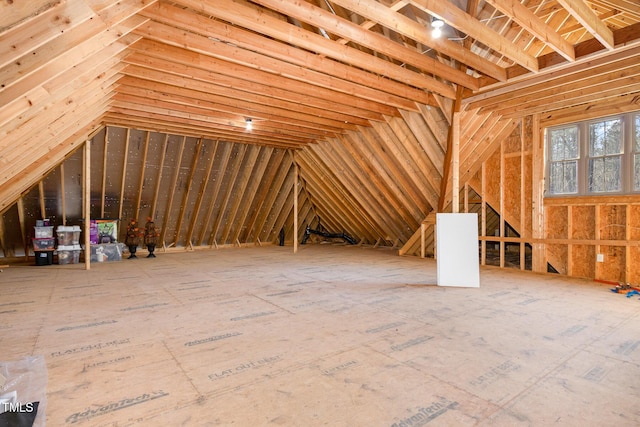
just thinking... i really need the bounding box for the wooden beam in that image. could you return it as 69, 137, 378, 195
310, 0, 505, 82
150, 133, 169, 220
16, 198, 26, 261
481, 162, 487, 266
556, 0, 615, 50
60, 163, 67, 225
250, 0, 477, 90
139, 2, 434, 107
171, 0, 456, 98
185, 140, 219, 246
293, 151, 299, 254
84, 139, 91, 271
209, 145, 248, 246
483, 0, 576, 62
254, 153, 296, 243
409, 0, 539, 72
100, 128, 110, 218
198, 142, 233, 246
230, 146, 273, 245
134, 131, 151, 218
0, 0, 58, 31
241, 149, 287, 243
38, 182, 46, 218
531, 114, 546, 273
218, 145, 260, 245
451, 112, 460, 214
174, 138, 204, 247
160, 136, 185, 245
118, 129, 130, 224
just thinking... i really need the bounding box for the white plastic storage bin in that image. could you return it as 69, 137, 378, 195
34, 226, 54, 238
57, 225, 81, 246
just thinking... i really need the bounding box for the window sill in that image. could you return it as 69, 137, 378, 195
544, 194, 640, 206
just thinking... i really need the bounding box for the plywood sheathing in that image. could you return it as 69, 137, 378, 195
2, 246, 640, 425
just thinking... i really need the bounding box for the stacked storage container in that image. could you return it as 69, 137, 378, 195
33, 221, 55, 266
57, 225, 82, 264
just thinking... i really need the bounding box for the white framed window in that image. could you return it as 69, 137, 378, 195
588, 117, 622, 193
546, 111, 640, 196
548, 126, 579, 195
635, 114, 640, 191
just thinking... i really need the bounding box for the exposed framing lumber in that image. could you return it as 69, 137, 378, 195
117, 128, 131, 224
100, 128, 110, 218
198, 142, 233, 246
133, 131, 151, 218
251, 0, 478, 90
160, 135, 185, 245
218, 145, 261, 245
338, 132, 420, 230
185, 140, 219, 246
481, 162, 487, 266
209, 144, 248, 246
122, 41, 401, 121
38, 182, 45, 218
84, 139, 91, 270
241, 149, 287, 243
373, 121, 440, 210
16, 198, 27, 260
556, 0, 615, 50
171, 0, 456, 99
60, 163, 67, 226
531, 114, 545, 273
252, 152, 295, 244
313, 139, 408, 240
520, 121, 526, 270
359, 125, 437, 212
328, 0, 505, 82
293, 151, 299, 254
231, 147, 275, 243
139, 2, 434, 108
483, 0, 576, 62
173, 137, 203, 247
150, 133, 169, 220
451, 112, 460, 214
409, 0, 539, 72
297, 149, 379, 243
499, 139, 505, 268
350, 129, 425, 222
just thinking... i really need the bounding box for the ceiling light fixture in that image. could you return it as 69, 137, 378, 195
245, 118, 253, 131
431, 18, 444, 39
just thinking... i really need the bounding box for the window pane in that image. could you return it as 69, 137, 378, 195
589, 156, 621, 192
550, 161, 577, 194
604, 156, 621, 191
589, 158, 603, 192
550, 163, 563, 194
550, 127, 578, 161
635, 154, 640, 191
636, 115, 640, 151
590, 118, 622, 156
564, 161, 577, 193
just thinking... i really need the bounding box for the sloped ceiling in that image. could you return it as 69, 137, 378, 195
1, 0, 640, 250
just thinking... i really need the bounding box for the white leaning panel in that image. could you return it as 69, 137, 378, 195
436, 213, 480, 288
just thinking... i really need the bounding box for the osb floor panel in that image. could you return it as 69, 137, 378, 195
2, 245, 640, 426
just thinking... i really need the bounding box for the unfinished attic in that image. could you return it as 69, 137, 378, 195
1, 0, 638, 279
2, 1, 640, 425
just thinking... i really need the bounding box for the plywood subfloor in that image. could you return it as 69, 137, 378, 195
2, 245, 640, 426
